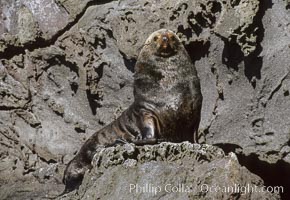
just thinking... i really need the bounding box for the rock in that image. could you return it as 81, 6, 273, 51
0, 62, 30, 109
0, 0, 290, 199
0, 0, 91, 54
214, 0, 260, 55
198, 0, 290, 165
58, 143, 280, 200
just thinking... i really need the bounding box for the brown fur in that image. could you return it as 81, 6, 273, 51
63, 29, 202, 192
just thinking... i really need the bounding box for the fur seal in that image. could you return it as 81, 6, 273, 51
63, 29, 202, 192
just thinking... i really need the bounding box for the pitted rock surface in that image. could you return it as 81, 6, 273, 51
0, 0, 289, 199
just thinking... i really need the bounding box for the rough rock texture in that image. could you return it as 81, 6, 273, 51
58, 142, 280, 200
0, 0, 290, 199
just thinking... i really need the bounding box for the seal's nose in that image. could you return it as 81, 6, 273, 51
162, 35, 168, 42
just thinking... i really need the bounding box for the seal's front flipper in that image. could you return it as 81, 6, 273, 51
133, 138, 158, 145
106, 138, 129, 147
139, 110, 160, 140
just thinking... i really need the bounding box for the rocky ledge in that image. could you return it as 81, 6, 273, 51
57, 142, 280, 200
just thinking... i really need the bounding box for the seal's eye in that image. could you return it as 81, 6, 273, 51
153, 36, 158, 41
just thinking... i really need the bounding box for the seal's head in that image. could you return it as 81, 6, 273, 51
144, 29, 181, 57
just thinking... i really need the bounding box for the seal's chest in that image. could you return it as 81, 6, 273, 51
159, 66, 179, 89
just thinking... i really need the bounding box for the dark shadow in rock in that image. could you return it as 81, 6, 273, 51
75, 127, 86, 133
86, 62, 104, 115
187, 14, 203, 36
230, 0, 242, 7
70, 82, 79, 94
194, 12, 207, 28
86, 89, 102, 116
222, 40, 244, 72
211, 1, 222, 14
177, 25, 194, 40
238, 154, 290, 200
215, 143, 289, 200
176, 25, 210, 61
0, 37, 46, 60
47, 55, 79, 76
119, 51, 136, 73
184, 40, 210, 64
244, 0, 272, 87
94, 37, 106, 49
244, 55, 262, 88
214, 143, 243, 153
222, 1, 273, 88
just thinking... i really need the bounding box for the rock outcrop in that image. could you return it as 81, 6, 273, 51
58, 142, 280, 200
